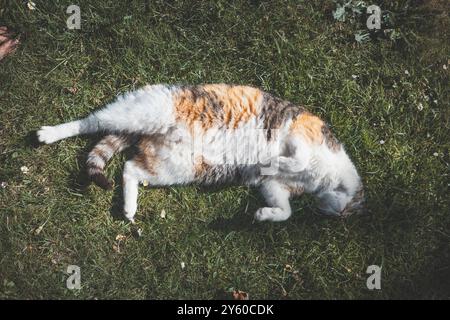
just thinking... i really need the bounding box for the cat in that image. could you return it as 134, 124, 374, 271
37, 84, 364, 223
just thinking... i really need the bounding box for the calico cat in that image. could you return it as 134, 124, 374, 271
37, 84, 364, 222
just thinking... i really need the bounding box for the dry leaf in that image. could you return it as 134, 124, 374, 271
112, 244, 120, 253
115, 234, 126, 241
27, 1, 36, 10
142, 180, 149, 187
66, 86, 78, 94
34, 225, 44, 235
232, 290, 249, 300
292, 270, 302, 283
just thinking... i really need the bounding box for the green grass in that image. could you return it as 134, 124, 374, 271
0, 0, 449, 299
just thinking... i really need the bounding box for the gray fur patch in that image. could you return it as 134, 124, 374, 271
260, 92, 305, 140
322, 124, 341, 152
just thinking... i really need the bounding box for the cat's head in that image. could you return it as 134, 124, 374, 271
315, 156, 365, 217
316, 183, 365, 217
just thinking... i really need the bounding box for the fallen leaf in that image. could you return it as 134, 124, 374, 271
232, 290, 249, 300
115, 234, 126, 241
292, 270, 303, 283
34, 225, 44, 235
27, 1, 36, 10
66, 86, 78, 94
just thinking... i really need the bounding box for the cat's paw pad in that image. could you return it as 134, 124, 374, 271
37, 126, 59, 144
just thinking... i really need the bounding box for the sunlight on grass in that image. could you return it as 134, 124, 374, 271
0, 0, 448, 299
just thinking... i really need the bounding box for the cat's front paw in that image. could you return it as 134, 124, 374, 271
37, 126, 59, 144
255, 207, 280, 222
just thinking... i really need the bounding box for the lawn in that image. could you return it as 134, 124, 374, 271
0, 0, 449, 299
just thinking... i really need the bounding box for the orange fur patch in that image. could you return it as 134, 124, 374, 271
174, 84, 262, 130
290, 112, 325, 144
133, 136, 159, 175
194, 156, 211, 178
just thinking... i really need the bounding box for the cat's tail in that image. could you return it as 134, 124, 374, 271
87, 134, 135, 190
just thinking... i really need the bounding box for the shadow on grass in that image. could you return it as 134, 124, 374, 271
205, 188, 336, 233
26, 130, 131, 221
24, 130, 40, 148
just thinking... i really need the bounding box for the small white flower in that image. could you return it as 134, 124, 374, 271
433, 99, 438, 104
433, 152, 439, 157
160, 209, 166, 219
20, 166, 29, 174
27, 1, 36, 10
404, 70, 410, 75
181, 262, 186, 269
351, 74, 358, 79
1, 182, 7, 189
427, 133, 431, 138
417, 103, 423, 111
379, 140, 385, 145
443, 65, 448, 70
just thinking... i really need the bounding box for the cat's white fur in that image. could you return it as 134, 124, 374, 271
37, 84, 363, 222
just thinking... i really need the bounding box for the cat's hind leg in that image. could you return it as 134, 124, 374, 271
255, 180, 292, 222
37, 115, 99, 144
121, 133, 196, 222
122, 160, 143, 223
38, 85, 175, 144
